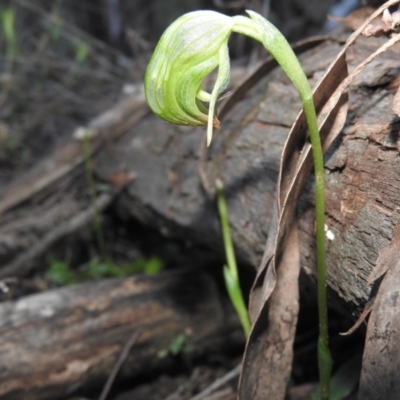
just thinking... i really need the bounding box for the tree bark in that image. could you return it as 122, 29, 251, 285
0, 268, 241, 400
95, 33, 400, 314
1, 32, 399, 314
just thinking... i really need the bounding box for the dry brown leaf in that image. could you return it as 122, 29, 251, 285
238, 224, 300, 399
340, 296, 375, 336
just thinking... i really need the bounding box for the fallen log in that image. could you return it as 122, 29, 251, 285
95, 33, 400, 315
0, 268, 242, 400
1, 31, 399, 315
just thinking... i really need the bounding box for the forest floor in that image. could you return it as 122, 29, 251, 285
0, 1, 367, 399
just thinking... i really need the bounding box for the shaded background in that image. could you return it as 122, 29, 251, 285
0, 0, 364, 190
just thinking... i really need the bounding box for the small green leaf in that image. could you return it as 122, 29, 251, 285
46, 260, 76, 286
74, 40, 90, 64
157, 333, 189, 358
312, 355, 361, 400
169, 333, 186, 355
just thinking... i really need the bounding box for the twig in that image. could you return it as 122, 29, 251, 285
189, 364, 241, 400
98, 329, 142, 400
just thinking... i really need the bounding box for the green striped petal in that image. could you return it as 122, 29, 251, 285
145, 11, 233, 143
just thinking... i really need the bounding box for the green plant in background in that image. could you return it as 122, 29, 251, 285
46, 259, 77, 286
144, 10, 331, 399
128, 256, 164, 275
157, 333, 193, 358
74, 40, 91, 64
83, 256, 164, 279
84, 258, 115, 280
216, 179, 250, 337
0, 6, 18, 69
46, 256, 164, 286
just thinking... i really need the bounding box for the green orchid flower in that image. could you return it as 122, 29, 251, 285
145, 11, 231, 144
145, 10, 313, 147
145, 10, 332, 399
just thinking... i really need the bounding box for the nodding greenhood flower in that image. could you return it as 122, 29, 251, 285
145, 9, 333, 399
145, 9, 313, 146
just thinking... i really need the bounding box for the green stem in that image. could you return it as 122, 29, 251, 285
233, 13, 332, 398
303, 98, 332, 400
216, 179, 251, 337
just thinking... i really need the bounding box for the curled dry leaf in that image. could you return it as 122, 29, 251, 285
363, 3, 400, 37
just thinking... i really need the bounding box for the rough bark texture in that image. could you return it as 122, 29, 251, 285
0, 268, 241, 400
1, 31, 400, 315
95, 33, 400, 315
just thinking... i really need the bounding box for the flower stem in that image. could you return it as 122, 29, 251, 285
302, 97, 332, 400
237, 12, 333, 396
216, 179, 251, 338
